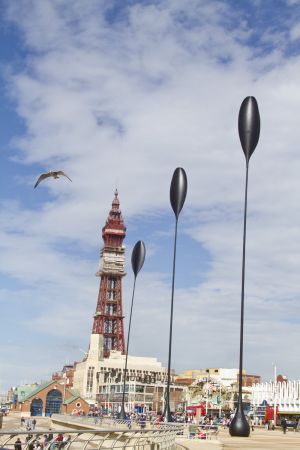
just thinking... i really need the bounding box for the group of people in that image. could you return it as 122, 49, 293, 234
14, 431, 72, 449
20, 417, 37, 431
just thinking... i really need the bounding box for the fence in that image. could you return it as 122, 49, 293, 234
0, 423, 182, 450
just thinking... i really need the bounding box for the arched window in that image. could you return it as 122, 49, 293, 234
30, 398, 43, 416
45, 389, 62, 416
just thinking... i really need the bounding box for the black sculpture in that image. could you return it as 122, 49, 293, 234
163, 167, 187, 422
120, 240, 146, 419
229, 97, 260, 437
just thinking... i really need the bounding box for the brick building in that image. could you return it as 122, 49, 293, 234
11, 380, 89, 416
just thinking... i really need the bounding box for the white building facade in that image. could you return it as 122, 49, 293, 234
73, 334, 186, 413
252, 380, 300, 414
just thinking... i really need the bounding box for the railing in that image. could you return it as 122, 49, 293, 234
51, 414, 184, 433
0, 417, 183, 450
51, 414, 141, 430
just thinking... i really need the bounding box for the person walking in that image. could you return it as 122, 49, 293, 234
32, 419, 37, 430
20, 417, 25, 427
14, 438, 22, 450
281, 418, 287, 434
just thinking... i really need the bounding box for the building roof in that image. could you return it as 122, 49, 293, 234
21, 380, 55, 402
16, 384, 39, 402
63, 395, 79, 405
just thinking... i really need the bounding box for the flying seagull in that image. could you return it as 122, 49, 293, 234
34, 171, 72, 188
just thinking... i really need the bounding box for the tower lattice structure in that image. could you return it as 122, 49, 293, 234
92, 190, 126, 358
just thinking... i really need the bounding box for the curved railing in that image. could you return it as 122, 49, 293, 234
0, 424, 182, 450
51, 414, 184, 433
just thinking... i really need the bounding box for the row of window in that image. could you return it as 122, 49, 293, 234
100, 384, 146, 394
86, 366, 95, 393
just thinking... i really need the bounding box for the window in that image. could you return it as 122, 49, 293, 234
136, 385, 145, 393
86, 366, 95, 393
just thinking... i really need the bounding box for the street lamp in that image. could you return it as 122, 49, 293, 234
163, 167, 187, 423
120, 240, 146, 419
229, 97, 260, 437
273, 363, 277, 428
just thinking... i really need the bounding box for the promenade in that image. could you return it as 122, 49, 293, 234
178, 427, 300, 450
2, 414, 300, 449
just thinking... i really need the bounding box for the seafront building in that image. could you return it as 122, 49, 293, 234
251, 379, 300, 421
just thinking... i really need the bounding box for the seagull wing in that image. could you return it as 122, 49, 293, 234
56, 171, 72, 182
34, 172, 52, 188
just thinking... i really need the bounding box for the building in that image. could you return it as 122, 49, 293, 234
177, 368, 240, 387
239, 373, 261, 387
11, 380, 89, 416
52, 364, 76, 388
177, 368, 261, 416
72, 192, 185, 413
251, 380, 300, 420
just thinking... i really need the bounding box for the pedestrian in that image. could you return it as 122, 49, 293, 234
281, 418, 287, 434
32, 418, 37, 430
21, 417, 25, 427
14, 438, 22, 450
61, 435, 71, 447
26, 418, 32, 431
250, 417, 254, 432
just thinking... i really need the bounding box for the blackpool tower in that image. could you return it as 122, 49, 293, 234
92, 190, 126, 358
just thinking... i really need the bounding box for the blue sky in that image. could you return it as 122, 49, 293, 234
1, 0, 300, 392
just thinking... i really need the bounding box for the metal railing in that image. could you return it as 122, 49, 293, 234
0, 423, 182, 450
0, 429, 178, 450
51, 414, 184, 433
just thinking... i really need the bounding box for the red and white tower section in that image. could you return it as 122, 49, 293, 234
92, 190, 126, 358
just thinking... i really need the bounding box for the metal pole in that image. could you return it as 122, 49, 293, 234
238, 163, 249, 404
229, 163, 250, 437
164, 218, 178, 422
219, 385, 222, 418
274, 364, 277, 427
120, 278, 137, 418
205, 378, 208, 416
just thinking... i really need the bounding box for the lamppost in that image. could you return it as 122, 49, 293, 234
163, 167, 187, 422
273, 363, 277, 427
229, 97, 260, 437
120, 240, 146, 419
204, 377, 209, 416
218, 384, 222, 418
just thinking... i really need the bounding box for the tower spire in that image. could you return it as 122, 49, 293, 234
92, 191, 126, 357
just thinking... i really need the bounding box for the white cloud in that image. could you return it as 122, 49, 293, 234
290, 22, 300, 40
0, 0, 300, 390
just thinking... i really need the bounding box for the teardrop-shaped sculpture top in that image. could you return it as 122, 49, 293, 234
131, 240, 146, 277
170, 167, 187, 219
238, 96, 260, 163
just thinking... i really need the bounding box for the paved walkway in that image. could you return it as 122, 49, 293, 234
219, 427, 300, 449
178, 427, 300, 450
3, 414, 300, 449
